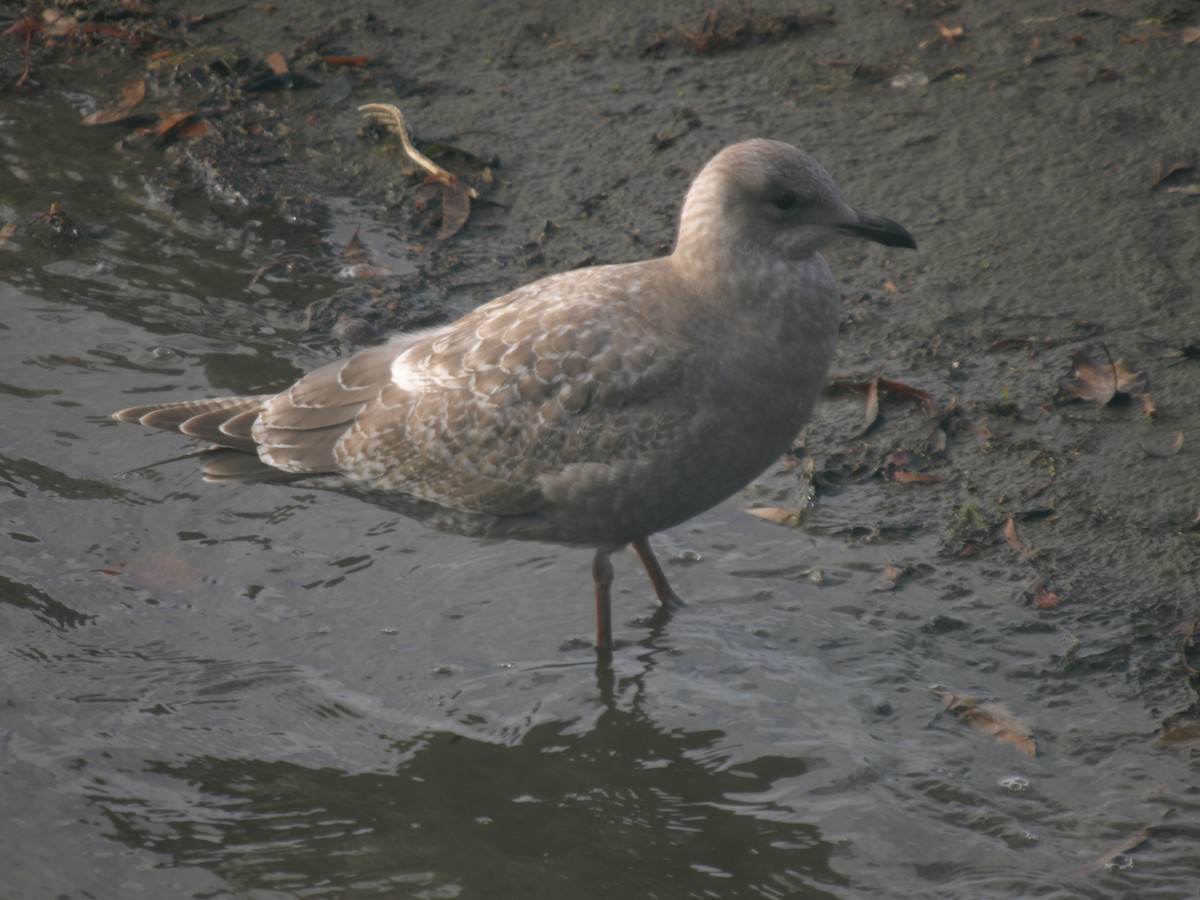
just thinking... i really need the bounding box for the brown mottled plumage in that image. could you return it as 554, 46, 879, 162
114, 139, 915, 655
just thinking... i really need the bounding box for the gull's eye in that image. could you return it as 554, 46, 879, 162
772, 190, 801, 212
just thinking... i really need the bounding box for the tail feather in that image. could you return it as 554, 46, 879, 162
199, 448, 301, 484
221, 408, 261, 442
113, 396, 269, 450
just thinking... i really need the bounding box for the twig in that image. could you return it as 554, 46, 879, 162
357, 103, 479, 199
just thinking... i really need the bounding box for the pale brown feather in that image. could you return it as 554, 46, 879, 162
114, 396, 268, 447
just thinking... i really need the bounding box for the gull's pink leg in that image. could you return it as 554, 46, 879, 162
592, 549, 615, 656
631, 536, 686, 610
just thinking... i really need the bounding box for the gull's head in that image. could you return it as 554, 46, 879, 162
674, 139, 916, 268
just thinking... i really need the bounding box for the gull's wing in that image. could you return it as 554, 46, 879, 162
262, 261, 708, 517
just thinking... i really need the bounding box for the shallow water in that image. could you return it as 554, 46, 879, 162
2, 95, 1196, 899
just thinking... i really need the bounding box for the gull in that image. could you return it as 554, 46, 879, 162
114, 139, 916, 655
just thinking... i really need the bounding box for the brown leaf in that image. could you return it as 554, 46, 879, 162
1063, 350, 1146, 405
141, 111, 190, 134
265, 51, 289, 75
186, 6, 244, 27
835, 374, 937, 428
1139, 431, 1183, 459
877, 377, 938, 414
436, 176, 472, 241
1156, 719, 1200, 749
84, 107, 145, 127
860, 376, 880, 434
322, 55, 373, 67
1032, 583, 1059, 608
1151, 155, 1197, 189
935, 20, 964, 42
1003, 514, 1034, 557
343, 223, 368, 264
1177, 620, 1200, 675
890, 469, 944, 484
1023, 480, 1052, 500
175, 119, 210, 141
0, 220, 15, 248
1079, 813, 1171, 876
874, 563, 908, 592
137, 112, 207, 146
1120, 30, 1175, 45
883, 450, 943, 484
1183, 27, 1200, 45
82, 78, 149, 126
1142, 392, 1156, 419
935, 690, 1037, 758
119, 78, 147, 108
746, 507, 805, 526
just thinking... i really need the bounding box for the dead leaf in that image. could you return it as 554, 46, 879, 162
1156, 719, 1200, 749
676, 10, 835, 55
1151, 155, 1197, 189
26, 201, 79, 242
1184, 27, 1200, 45
322, 55, 373, 67
343, 223, 368, 264
1003, 514, 1034, 557
265, 51, 289, 75
0, 220, 16, 248
935, 21, 964, 42
1139, 431, 1183, 459
746, 507, 805, 526
436, 176, 472, 241
879, 377, 937, 413
860, 376, 880, 434
118, 78, 146, 108
1079, 812, 1171, 876
890, 469, 945, 484
82, 106, 146, 127
1023, 480, 1052, 500
1120, 30, 1175, 44
1062, 350, 1146, 405
82, 78, 149, 126
185, 6, 244, 27
883, 450, 944, 484
176, 119, 210, 141
1032, 583, 1059, 608
874, 563, 908, 591
1177, 620, 1200, 675
834, 374, 938, 420
928, 393, 991, 445
138, 112, 207, 146
935, 689, 1037, 758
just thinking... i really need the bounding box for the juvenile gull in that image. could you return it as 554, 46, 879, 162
113, 139, 915, 655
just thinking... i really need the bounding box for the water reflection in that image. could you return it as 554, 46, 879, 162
0, 571, 93, 629
92, 710, 843, 899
